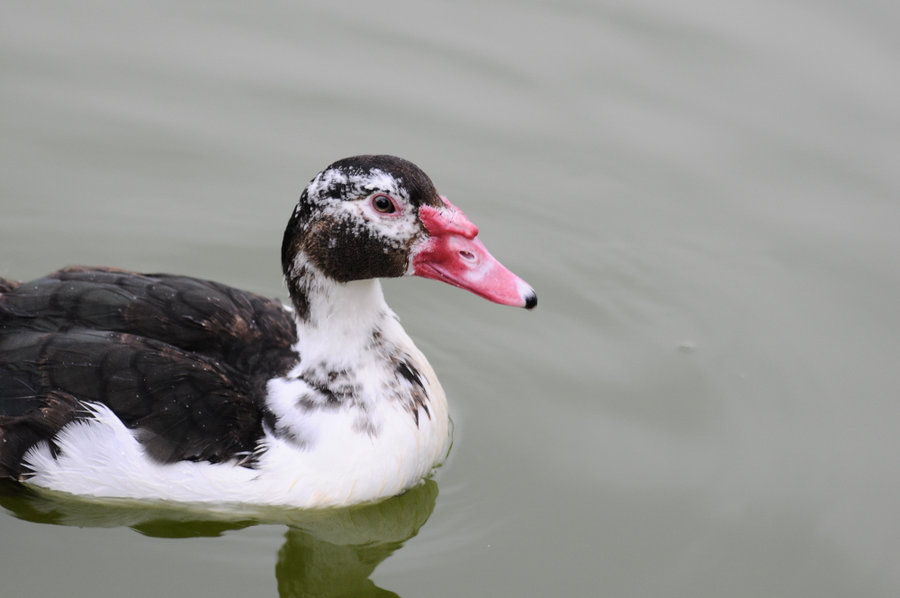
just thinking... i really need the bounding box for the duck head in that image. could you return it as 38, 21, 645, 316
281, 155, 536, 318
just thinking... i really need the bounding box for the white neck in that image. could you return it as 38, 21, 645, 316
290, 266, 390, 371
257, 260, 451, 507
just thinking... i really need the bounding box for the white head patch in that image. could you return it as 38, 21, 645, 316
302, 167, 421, 251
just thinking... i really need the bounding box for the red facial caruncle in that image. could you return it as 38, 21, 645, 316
413, 197, 537, 309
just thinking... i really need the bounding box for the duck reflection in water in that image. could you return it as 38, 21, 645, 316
0, 478, 439, 598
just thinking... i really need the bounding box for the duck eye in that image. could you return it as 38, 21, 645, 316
372, 194, 396, 214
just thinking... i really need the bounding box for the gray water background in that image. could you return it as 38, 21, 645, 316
1, 1, 899, 596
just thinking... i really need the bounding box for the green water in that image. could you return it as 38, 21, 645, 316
2, 1, 899, 596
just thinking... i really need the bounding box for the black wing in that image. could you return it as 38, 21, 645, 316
0, 266, 298, 477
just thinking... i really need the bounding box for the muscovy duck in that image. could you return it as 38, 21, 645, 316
0, 155, 536, 508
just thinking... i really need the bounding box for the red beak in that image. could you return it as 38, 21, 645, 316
413, 197, 537, 309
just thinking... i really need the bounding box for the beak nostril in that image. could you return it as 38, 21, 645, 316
459, 250, 476, 262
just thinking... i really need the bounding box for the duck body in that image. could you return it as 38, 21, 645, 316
0, 155, 535, 508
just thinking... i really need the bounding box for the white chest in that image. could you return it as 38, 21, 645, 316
258, 325, 451, 507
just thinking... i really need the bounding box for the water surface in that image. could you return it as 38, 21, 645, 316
2, 1, 899, 596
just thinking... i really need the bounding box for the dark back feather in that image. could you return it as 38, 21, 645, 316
0, 266, 299, 476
